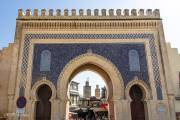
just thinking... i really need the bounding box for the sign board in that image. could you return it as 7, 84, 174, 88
158, 106, 166, 112
16, 108, 25, 114
16, 96, 27, 108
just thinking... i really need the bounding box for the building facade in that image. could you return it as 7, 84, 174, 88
0, 8, 178, 120
166, 43, 180, 120
69, 81, 79, 107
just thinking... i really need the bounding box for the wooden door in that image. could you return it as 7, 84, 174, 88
130, 85, 145, 120
36, 85, 52, 120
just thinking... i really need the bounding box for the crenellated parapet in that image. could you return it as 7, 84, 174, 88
17, 9, 160, 19
0, 43, 14, 61
16, 9, 161, 29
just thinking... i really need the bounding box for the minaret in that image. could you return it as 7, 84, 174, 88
83, 77, 91, 98
101, 86, 107, 99
95, 85, 100, 98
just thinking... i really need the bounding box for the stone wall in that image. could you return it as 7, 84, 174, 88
166, 43, 180, 115
0, 44, 14, 116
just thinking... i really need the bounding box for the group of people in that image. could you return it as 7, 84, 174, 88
69, 108, 108, 120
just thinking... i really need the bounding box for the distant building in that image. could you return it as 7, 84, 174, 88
69, 81, 79, 107
79, 96, 100, 108
95, 85, 100, 98
83, 79, 91, 98
101, 86, 107, 99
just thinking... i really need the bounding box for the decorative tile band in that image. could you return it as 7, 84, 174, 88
21, 33, 163, 100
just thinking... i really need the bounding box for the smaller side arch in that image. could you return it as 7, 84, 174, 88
31, 79, 56, 101
125, 79, 152, 101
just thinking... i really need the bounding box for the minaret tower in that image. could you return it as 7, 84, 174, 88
101, 86, 107, 99
95, 85, 100, 98
83, 77, 91, 98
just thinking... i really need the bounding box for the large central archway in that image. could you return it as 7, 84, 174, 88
57, 53, 124, 120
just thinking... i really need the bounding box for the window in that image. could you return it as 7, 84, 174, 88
129, 49, 140, 71
40, 50, 51, 71
74, 85, 77, 90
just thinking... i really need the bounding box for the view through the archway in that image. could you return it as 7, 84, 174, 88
68, 70, 109, 120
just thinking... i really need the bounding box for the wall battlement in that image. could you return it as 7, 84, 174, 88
0, 43, 14, 61
18, 9, 160, 19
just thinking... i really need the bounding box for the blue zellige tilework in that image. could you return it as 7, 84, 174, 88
20, 34, 163, 100
32, 44, 148, 87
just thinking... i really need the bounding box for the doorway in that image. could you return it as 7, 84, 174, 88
68, 70, 108, 120
35, 84, 52, 120
130, 85, 145, 120
58, 54, 124, 120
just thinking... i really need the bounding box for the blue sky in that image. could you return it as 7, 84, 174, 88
0, 0, 180, 52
